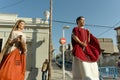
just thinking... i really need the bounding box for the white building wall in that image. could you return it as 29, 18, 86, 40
0, 13, 17, 22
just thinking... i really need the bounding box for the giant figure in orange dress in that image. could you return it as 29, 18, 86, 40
0, 20, 27, 80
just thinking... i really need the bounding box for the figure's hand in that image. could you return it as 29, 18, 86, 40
82, 42, 87, 51
81, 41, 87, 47
17, 35, 22, 42
82, 42, 87, 47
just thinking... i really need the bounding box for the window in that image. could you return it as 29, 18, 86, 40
0, 39, 3, 52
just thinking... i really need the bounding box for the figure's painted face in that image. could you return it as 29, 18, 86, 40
18, 21, 25, 30
78, 17, 85, 26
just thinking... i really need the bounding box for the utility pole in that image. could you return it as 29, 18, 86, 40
48, 0, 52, 80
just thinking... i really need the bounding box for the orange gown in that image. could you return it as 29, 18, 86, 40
0, 49, 26, 80
0, 31, 26, 80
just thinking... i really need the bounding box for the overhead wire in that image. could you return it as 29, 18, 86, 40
96, 20, 120, 37
0, 0, 23, 9
52, 19, 119, 37
52, 20, 113, 28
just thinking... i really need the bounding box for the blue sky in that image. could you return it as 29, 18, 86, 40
0, 0, 120, 53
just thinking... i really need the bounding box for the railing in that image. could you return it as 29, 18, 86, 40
99, 66, 118, 80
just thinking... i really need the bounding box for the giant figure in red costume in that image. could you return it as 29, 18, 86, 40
72, 16, 101, 80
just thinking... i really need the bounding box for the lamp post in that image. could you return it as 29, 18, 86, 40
62, 26, 70, 80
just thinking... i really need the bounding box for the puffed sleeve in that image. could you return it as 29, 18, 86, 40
72, 27, 79, 38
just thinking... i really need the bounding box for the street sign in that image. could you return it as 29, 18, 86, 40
59, 38, 66, 44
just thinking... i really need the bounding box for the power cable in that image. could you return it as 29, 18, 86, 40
97, 20, 120, 37
0, 0, 23, 9
52, 19, 118, 37
52, 20, 113, 28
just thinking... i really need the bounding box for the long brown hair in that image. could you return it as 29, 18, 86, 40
14, 20, 25, 30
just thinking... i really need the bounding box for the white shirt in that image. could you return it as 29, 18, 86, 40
7, 30, 26, 54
